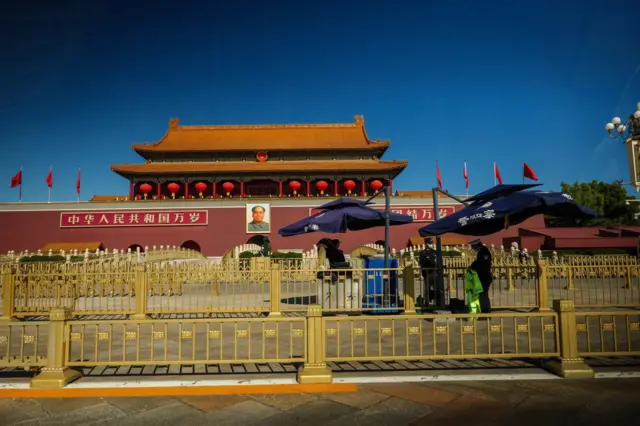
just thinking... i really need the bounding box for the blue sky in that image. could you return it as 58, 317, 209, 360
1, 0, 639, 202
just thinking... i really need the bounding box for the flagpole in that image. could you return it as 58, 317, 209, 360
48, 166, 52, 203
522, 161, 525, 184
77, 167, 81, 203
464, 160, 468, 197
18, 166, 22, 202
493, 162, 497, 186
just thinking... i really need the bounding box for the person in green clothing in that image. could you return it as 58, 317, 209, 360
465, 268, 484, 314
469, 239, 493, 313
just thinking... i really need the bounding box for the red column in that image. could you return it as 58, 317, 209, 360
306, 180, 311, 197
240, 181, 245, 198
279, 181, 283, 197
388, 179, 393, 195
129, 182, 134, 200
213, 181, 217, 198
156, 182, 162, 199
334, 180, 339, 196
361, 179, 366, 196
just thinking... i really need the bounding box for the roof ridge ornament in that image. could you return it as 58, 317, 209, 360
169, 117, 179, 129
354, 115, 365, 126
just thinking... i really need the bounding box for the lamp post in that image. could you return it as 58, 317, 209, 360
605, 102, 640, 141
605, 102, 640, 191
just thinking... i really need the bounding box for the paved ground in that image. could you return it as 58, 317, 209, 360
1, 377, 638, 425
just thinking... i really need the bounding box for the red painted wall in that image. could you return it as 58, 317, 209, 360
0, 206, 546, 256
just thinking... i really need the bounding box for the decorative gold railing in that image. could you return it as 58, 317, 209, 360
2, 300, 639, 388
65, 316, 307, 366
575, 311, 640, 356
3, 260, 640, 319
322, 311, 559, 361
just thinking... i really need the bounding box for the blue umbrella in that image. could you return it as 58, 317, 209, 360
465, 183, 542, 203
420, 190, 597, 236
278, 197, 413, 236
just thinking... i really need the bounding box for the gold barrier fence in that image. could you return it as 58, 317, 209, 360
2, 300, 639, 388
546, 265, 640, 307
575, 311, 640, 357
3, 262, 640, 319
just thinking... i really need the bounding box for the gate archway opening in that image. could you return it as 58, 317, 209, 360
246, 235, 269, 246
128, 244, 144, 253
180, 240, 201, 252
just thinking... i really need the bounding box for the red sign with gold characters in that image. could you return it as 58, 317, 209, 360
60, 210, 208, 228
309, 205, 457, 222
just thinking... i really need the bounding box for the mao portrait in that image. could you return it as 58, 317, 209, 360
246, 203, 271, 233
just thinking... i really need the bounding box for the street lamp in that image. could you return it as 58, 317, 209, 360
605, 102, 640, 142
607, 102, 640, 191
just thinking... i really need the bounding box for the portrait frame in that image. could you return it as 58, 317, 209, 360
246, 203, 272, 234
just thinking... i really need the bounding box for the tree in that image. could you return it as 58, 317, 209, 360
546, 181, 639, 227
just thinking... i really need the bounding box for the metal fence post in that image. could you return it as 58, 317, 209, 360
536, 259, 550, 312
268, 263, 282, 317
131, 265, 149, 320
545, 299, 594, 379
30, 308, 82, 388
297, 304, 332, 384
403, 264, 416, 314
0, 271, 15, 322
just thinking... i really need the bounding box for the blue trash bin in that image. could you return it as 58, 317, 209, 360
362, 256, 401, 314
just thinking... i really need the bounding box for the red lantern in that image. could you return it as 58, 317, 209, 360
194, 182, 207, 197
139, 183, 152, 199
316, 180, 328, 196
370, 180, 383, 192
167, 182, 180, 199
222, 182, 234, 197
256, 151, 268, 162
343, 180, 356, 195
289, 180, 301, 196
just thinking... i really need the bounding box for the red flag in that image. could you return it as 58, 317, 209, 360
523, 162, 538, 181
9, 170, 22, 188
45, 168, 53, 188
76, 169, 81, 194
494, 162, 503, 185
463, 161, 469, 189
436, 163, 443, 190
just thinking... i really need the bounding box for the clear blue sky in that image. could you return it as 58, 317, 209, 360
1, 0, 639, 202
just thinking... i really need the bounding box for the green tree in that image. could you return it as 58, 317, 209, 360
546, 181, 639, 227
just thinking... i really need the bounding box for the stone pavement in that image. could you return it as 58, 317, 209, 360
1, 377, 639, 426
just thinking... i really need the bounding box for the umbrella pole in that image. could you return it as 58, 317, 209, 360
384, 186, 390, 269
433, 188, 446, 310
384, 186, 391, 305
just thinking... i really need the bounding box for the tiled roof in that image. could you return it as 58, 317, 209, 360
41, 242, 104, 252
90, 195, 129, 202
395, 190, 448, 198
111, 160, 408, 176
132, 116, 390, 153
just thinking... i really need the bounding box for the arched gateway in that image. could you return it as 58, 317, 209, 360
180, 240, 201, 252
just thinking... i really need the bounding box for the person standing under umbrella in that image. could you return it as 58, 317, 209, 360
470, 239, 492, 313
419, 238, 438, 306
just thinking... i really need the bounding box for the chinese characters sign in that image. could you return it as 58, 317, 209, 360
60, 210, 208, 228
308, 205, 457, 222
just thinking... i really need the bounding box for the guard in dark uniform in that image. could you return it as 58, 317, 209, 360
419, 238, 438, 304
469, 239, 492, 313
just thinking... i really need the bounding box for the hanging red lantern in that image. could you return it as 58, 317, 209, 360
370, 180, 383, 192
167, 182, 180, 199
289, 180, 301, 196
194, 182, 207, 197
222, 181, 234, 197
316, 180, 328, 196
139, 183, 152, 199
343, 180, 356, 195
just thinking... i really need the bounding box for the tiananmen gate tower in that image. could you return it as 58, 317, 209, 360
0, 116, 542, 256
